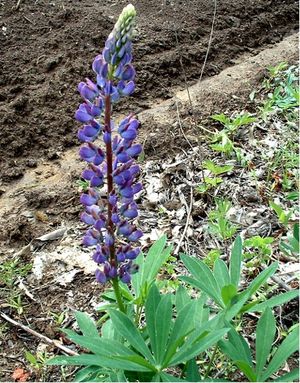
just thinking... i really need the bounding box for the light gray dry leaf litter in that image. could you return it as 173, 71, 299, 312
36, 227, 67, 241
32, 244, 95, 283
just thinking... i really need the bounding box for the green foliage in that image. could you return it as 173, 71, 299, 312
0, 257, 32, 288
77, 179, 90, 192
196, 176, 223, 194
269, 201, 293, 227
46, 236, 298, 382
157, 254, 180, 292
202, 160, 234, 176
8, 294, 25, 315
279, 223, 299, 257
210, 112, 256, 158
210, 130, 235, 156
203, 249, 221, 268
207, 199, 238, 240
196, 160, 234, 194
25, 350, 48, 370
211, 112, 256, 135
260, 63, 299, 120
48, 283, 229, 381
219, 308, 299, 382
243, 236, 274, 268
266, 139, 299, 192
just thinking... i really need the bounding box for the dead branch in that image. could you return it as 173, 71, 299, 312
0, 312, 78, 356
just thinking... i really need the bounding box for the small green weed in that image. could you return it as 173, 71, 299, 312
280, 223, 299, 258
211, 112, 256, 136
269, 200, 293, 227
77, 179, 90, 192
0, 258, 32, 288
8, 294, 25, 315
210, 112, 255, 162
203, 249, 221, 268
208, 199, 238, 240
202, 160, 234, 175
260, 62, 299, 121
158, 254, 180, 292
243, 236, 274, 268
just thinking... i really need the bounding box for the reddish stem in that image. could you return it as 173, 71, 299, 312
104, 93, 115, 266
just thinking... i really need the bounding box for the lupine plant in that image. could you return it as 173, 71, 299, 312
47, 5, 299, 382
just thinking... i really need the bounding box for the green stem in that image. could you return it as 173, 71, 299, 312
112, 278, 126, 313
205, 344, 218, 378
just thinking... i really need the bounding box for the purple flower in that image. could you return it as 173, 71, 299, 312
77, 4, 143, 285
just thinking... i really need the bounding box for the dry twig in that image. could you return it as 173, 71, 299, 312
174, 187, 193, 255
199, 0, 217, 82
0, 312, 78, 356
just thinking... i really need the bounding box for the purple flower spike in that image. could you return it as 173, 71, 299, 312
128, 230, 143, 242
121, 272, 131, 284
93, 246, 107, 264
95, 269, 107, 284
81, 212, 95, 225
83, 230, 99, 246
120, 65, 136, 81
126, 144, 142, 158
78, 124, 101, 142
80, 190, 99, 206
75, 104, 93, 123
117, 80, 135, 96
77, 4, 143, 286
79, 143, 105, 165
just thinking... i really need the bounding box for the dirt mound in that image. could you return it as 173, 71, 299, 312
0, 0, 298, 182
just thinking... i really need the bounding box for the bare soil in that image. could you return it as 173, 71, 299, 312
0, 0, 298, 182
0, 0, 299, 381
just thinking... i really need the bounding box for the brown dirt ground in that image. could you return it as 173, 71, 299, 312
0, 0, 299, 381
0, 0, 298, 182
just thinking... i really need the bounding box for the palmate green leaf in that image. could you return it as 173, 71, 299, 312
47, 353, 150, 372
261, 327, 299, 381
229, 235, 242, 288
225, 262, 278, 320
159, 372, 186, 382
180, 254, 223, 307
235, 360, 257, 382
163, 301, 198, 365
202, 160, 234, 175
131, 236, 171, 299
247, 290, 299, 313
101, 318, 114, 339
170, 328, 229, 366
113, 354, 156, 372
224, 290, 249, 321
219, 326, 253, 366
221, 284, 237, 307
179, 275, 223, 307
256, 307, 276, 379
211, 113, 230, 125
248, 262, 278, 296
61, 330, 135, 359
75, 311, 100, 338
145, 284, 161, 360
74, 365, 106, 382
108, 370, 128, 383
175, 284, 191, 313
185, 358, 201, 382
214, 259, 230, 290
109, 309, 154, 363
273, 368, 300, 382
155, 294, 172, 364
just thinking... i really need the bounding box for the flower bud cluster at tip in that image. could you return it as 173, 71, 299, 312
75, 5, 143, 285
